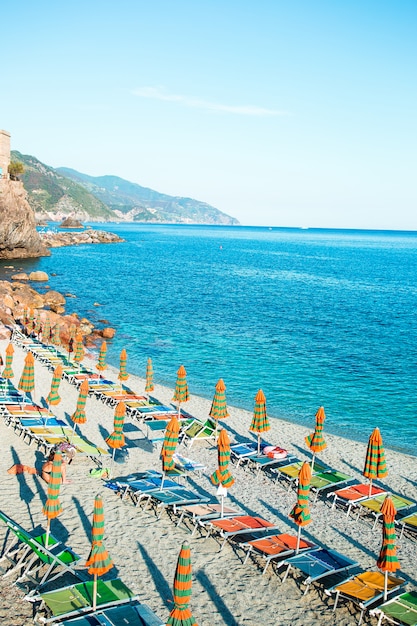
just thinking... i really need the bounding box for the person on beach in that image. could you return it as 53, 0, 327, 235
41, 449, 71, 484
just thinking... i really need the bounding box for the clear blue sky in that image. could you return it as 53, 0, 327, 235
2, 1, 416, 229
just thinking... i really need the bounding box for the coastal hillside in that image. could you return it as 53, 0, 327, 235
57, 168, 239, 225
9, 151, 239, 225
11, 151, 115, 223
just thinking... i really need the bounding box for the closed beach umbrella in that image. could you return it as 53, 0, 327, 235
377, 495, 401, 601
209, 378, 229, 440
46, 365, 63, 407
33, 311, 42, 336
211, 428, 234, 517
85, 495, 113, 611
167, 542, 198, 626
43, 450, 63, 546
73, 333, 85, 364
106, 401, 126, 478
71, 379, 89, 430
145, 357, 154, 393
27, 308, 34, 334
118, 348, 129, 382
42, 315, 51, 344
363, 427, 388, 496
289, 461, 312, 553
250, 389, 270, 455
305, 406, 327, 472
161, 415, 180, 487
172, 365, 189, 418
52, 323, 61, 346
96, 341, 107, 373
18, 351, 35, 396
2, 343, 14, 379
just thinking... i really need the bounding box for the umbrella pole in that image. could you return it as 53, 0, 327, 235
160, 471, 166, 491
311, 453, 316, 473
384, 570, 388, 602
93, 573, 98, 611
258, 434, 261, 456
109, 448, 116, 479
177, 402, 181, 419
295, 526, 302, 554
368, 478, 373, 498
45, 519, 51, 550
221, 494, 224, 518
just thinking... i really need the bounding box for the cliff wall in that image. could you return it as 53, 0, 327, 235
0, 179, 50, 259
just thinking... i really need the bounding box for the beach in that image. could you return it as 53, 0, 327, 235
0, 335, 416, 626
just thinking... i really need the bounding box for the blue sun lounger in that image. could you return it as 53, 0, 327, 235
56, 602, 164, 625
281, 547, 360, 595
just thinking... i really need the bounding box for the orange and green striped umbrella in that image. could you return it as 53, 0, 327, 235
145, 357, 154, 393
33, 311, 42, 336
106, 401, 126, 450
42, 315, 51, 344
211, 428, 234, 489
46, 365, 63, 406
172, 365, 189, 417
69, 324, 77, 340
363, 427, 388, 496
305, 406, 327, 471
289, 461, 312, 553
43, 451, 63, 545
250, 389, 270, 454
18, 351, 35, 394
73, 333, 85, 363
85, 495, 113, 611
2, 343, 14, 379
118, 349, 129, 382
96, 341, 107, 372
167, 542, 198, 626
161, 415, 180, 473
52, 323, 61, 346
27, 308, 34, 333
209, 378, 229, 440
71, 379, 89, 425
377, 495, 400, 601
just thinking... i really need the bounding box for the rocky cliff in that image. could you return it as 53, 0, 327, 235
0, 179, 50, 259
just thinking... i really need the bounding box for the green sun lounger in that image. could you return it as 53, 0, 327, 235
56, 602, 164, 625
396, 511, 417, 539
370, 591, 417, 625
33, 579, 138, 624
354, 494, 415, 529
309, 470, 353, 502
0, 510, 81, 590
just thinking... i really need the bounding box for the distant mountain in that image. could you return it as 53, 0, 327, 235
57, 168, 239, 225
12, 151, 115, 222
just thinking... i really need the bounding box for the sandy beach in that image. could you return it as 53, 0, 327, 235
0, 334, 416, 626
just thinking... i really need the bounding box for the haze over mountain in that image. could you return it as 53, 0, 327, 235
11, 151, 239, 225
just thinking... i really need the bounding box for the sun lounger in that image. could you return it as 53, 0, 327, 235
236, 532, 317, 574
309, 469, 353, 502
270, 458, 329, 490
56, 602, 164, 625
396, 510, 417, 540
281, 547, 360, 595
328, 483, 388, 516
173, 452, 206, 475
230, 441, 272, 467
179, 418, 217, 448
370, 590, 417, 625
325, 570, 407, 625
143, 487, 210, 519
32, 578, 138, 624
354, 494, 416, 529
176, 502, 243, 534
0, 510, 81, 590
116, 475, 184, 505
246, 451, 294, 477
200, 515, 278, 550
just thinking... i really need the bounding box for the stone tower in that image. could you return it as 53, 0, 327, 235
0, 129, 11, 179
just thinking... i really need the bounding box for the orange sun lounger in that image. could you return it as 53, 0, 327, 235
240, 532, 317, 574
201, 515, 278, 550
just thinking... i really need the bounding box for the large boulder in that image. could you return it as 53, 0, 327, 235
102, 327, 116, 339
11, 273, 29, 281
0, 180, 50, 259
42, 290, 66, 313
29, 271, 49, 281
11, 283, 45, 309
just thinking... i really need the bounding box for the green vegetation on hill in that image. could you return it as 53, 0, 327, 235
10, 151, 239, 225
12, 151, 115, 220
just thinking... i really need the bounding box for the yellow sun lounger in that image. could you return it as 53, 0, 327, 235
326, 571, 407, 625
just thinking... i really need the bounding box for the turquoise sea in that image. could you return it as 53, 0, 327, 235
2, 224, 417, 456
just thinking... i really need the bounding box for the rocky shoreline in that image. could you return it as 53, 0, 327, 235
39, 229, 124, 248
0, 272, 115, 345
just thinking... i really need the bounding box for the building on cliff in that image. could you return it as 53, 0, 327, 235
0, 129, 11, 179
